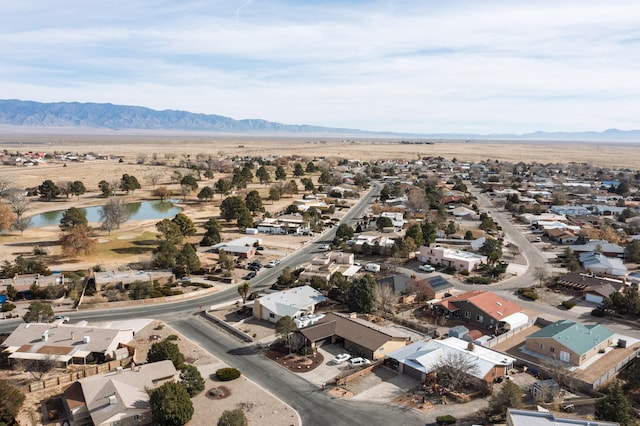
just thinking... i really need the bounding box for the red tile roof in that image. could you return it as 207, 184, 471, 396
434, 290, 522, 321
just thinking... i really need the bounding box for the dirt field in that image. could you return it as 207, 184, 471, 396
2, 133, 640, 168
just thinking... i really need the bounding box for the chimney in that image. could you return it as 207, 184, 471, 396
71, 332, 75, 341
467, 342, 475, 351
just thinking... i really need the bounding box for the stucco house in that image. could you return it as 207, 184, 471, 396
2, 323, 134, 367
419, 246, 487, 272
208, 237, 262, 259
386, 337, 516, 383
253, 285, 326, 323
579, 252, 628, 277
298, 312, 410, 361
525, 320, 615, 366
63, 360, 177, 426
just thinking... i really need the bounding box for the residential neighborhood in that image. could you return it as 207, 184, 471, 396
1, 150, 640, 426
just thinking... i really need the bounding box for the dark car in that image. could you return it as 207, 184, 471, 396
243, 271, 257, 280
247, 264, 262, 271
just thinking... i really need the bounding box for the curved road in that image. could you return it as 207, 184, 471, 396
2, 183, 431, 426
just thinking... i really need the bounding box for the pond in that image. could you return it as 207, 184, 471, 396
28, 199, 183, 228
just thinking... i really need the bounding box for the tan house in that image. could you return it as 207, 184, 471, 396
299, 252, 358, 282
299, 312, 410, 361
63, 360, 177, 426
253, 285, 326, 323
525, 320, 615, 366
419, 246, 487, 272
2, 323, 134, 367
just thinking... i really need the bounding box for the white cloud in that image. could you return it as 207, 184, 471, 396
0, 0, 639, 133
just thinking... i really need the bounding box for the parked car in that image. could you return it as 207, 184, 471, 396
319, 244, 331, 251
256, 246, 265, 251
349, 357, 371, 367
247, 264, 262, 271
55, 315, 70, 323
365, 263, 380, 273
243, 271, 257, 280
534, 237, 542, 242
419, 264, 435, 272
332, 353, 351, 364
266, 260, 280, 268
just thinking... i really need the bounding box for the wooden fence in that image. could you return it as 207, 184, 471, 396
27, 357, 132, 393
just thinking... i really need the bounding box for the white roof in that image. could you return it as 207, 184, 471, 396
387, 337, 516, 380
501, 312, 529, 329
257, 285, 326, 317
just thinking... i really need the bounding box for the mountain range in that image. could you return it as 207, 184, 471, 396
0, 99, 639, 142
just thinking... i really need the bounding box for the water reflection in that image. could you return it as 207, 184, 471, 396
28, 199, 182, 227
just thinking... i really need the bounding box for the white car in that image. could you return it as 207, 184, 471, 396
266, 260, 280, 268
332, 353, 351, 364
319, 244, 331, 251
419, 264, 435, 272
55, 315, 70, 323
349, 357, 371, 367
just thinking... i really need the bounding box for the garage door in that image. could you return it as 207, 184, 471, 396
403, 364, 424, 381
585, 293, 603, 304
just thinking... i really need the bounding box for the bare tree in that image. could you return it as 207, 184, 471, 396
145, 170, 164, 188
136, 153, 148, 164
8, 192, 31, 222
99, 197, 132, 234
374, 284, 397, 317
0, 176, 15, 201
541, 359, 579, 392
14, 217, 31, 236
406, 188, 428, 212
533, 267, 549, 288
432, 350, 481, 391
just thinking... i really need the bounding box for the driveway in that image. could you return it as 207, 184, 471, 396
351, 368, 420, 403
302, 344, 354, 386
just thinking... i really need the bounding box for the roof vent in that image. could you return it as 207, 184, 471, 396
109, 395, 116, 405
83, 336, 91, 343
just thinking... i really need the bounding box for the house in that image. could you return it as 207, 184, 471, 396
579, 252, 628, 277
545, 228, 578, 244
63, 360, 177, 426
0, 272, 65, 298
380, 211, 405, 230
524, 320, 615, 366
377, 274, 414, 295
93, 270, 175, 291
386, 337, 516, 383
432, 290, 525, 332
506, 409, 618, 426
2, 323, 134, 367
421, 276, 455, 300
298, 312, 410, 361
299, 252, 359, 282
568, 239, 625, 258
419, 246, 487, 272
253, 285, 326, 323
209, 237, 262, 259
256, 214, 306, 235
553, 272, 625, 305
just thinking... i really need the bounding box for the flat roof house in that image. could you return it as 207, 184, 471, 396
419, 246, 487, 272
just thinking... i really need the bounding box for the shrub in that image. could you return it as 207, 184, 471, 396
216, 367, 241, 381
299, 347, 314, 356
166, 335, 179, 341
591, 309, 605, 317
466, 276, 492, 285
436, 415, 457, 425
517, 287, 538, 300
561, 300, 576, 309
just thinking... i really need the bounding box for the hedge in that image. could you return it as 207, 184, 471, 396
517, 287, 539, 300
561, 300, 576, 309
436, 415, 457, 425
216, 367, 241, 381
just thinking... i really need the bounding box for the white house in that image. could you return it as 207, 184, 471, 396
419, 246, 487, 272
253, 285, 326, 323
386, 337, 516, 383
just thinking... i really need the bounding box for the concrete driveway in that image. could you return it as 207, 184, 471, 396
301, 344, 354, 386
350, 369, 420, 403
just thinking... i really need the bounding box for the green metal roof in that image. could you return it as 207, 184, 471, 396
527, 320, 614, 356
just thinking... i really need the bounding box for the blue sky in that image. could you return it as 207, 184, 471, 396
1, 0, 639, 134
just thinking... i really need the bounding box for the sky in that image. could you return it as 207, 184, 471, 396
1, 0, 639, 134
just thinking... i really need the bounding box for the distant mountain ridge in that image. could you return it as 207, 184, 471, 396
0, 99, 366, 135
0, 99, 639, 141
